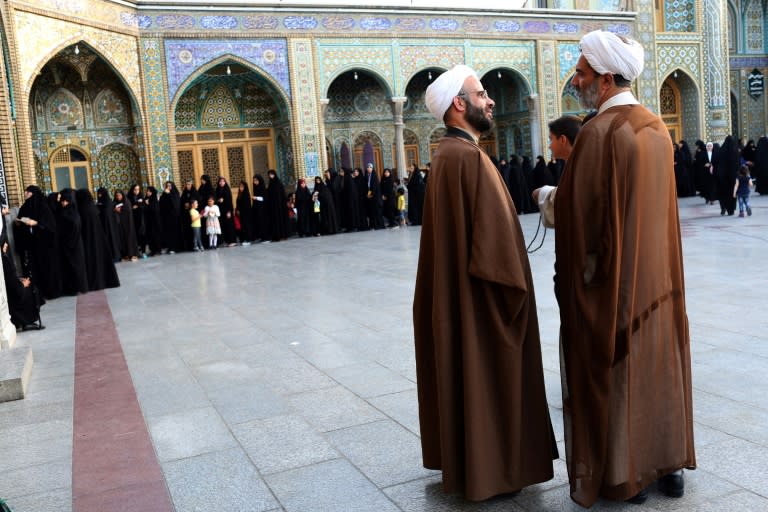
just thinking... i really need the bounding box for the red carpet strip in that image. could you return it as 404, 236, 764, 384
72, 291, 175, 511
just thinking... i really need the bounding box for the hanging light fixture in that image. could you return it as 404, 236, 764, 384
428, 71, 432, 80
226, 65, 231, 75
497, 70, 502, 79
673, 70, 678, 79
74, 45, 80, 55
354, 71, 358, 80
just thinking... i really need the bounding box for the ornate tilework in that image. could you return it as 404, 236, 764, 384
494, 21, 521, 33
46, 89, 83, 129
745, 0, 764, 54
242, 16, 279, 30
317, 43, 394, 97
634, 0, 660, 113
14, 10, 143, 111
200, 16, 238, 30
97, 143, 140, 193
398, 45, 465, 93
93, 89, 129, 126
558, 43, 581, 82
430, 19, 459, 32
201, 85, 240, 128
139, 39, 173, 180
539, 41, 558, 148
657, 44, 701, 86
469, 44, 536, 94
290, 39, 320, 179
164, 40, 290, 102
664, 0, 696, 32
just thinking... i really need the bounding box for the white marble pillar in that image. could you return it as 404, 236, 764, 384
527, 94, 542, 158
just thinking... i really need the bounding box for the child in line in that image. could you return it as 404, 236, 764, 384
396, 187, 407, 227
310, 191, 321, 236
733, 165, 755, 217
203, 196, 221, 248
189, 199, 204, 252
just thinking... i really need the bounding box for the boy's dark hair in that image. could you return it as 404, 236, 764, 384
548, 115, 582, 146
739, 165, 750, 176
397, 188, 405, 195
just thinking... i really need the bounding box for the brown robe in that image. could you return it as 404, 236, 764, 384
554, 104, 696, 507
413, 131, 557, 501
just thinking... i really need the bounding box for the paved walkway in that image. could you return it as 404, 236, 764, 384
1, 194, 767, 512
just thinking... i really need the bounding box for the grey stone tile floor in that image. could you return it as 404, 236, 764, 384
2, 194, 768, 511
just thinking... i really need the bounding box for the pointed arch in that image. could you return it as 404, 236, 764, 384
323, 66, 394, 99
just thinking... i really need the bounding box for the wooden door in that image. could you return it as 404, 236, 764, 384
50, 147, 92, 191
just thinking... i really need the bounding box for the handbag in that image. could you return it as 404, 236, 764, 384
234, 214, 241, 231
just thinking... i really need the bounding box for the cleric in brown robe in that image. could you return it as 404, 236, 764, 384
413, 65, 557, 501
553, 30, 695, 507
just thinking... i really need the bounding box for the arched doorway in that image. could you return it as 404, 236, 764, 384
353, 131, 384, 176
481, 68, 530, 159
49, 146, 91, 190
392, 128, 420, 177
325, 69, 391, 172
660, 70, 701, 143
561, 77, 583, 116
29, 42, 143, 193
403, 68, 444, 166
173, 60, 292, 197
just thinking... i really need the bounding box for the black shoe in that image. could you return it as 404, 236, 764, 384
658, 470, 684, 498
626, 488, 648, 504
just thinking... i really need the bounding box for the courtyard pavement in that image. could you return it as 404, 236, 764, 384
1, 194, 767, 511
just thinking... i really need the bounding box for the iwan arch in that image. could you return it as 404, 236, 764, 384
0, 0, 763, 205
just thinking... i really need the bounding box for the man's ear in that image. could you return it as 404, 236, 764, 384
451, 95, 466, 113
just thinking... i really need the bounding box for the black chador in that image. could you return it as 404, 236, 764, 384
14, 185, 61, 300
76, 189, 120, 291
56, 189, 88, 296
339, 169, 362, 232
235, 181, 253, 242
313, 178, 339, 235
2, 244, 44, 330
113, 190, 139, 260
96, 188, 121, 262
143, 187, 163, 255
755, 137, 768, 195
160, 182, 182, 252
380, 170, 397, 227
215, 177, 237, 244
265, 171, 288, 241
251, 175, 269, 242
295, 179, 313, 237
715, 136, 739, 216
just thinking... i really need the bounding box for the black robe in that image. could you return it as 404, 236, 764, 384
354, 173, 369, 229
314, 181, 339, 235
326, 170, 343, 227
715, 137, 739, 215
215, 182, 237, 244
143, 190, 163, 255
266, 175, 288, 241
160, 186, 182, 252
14, 187, 62, 300
407, 171, 426, 225
114, 194, 139, 259
127, 188, 145, 253
56, 191, 88, 296
96, 188, 121, 262
235, 183, 254, 242
380, 174, 397, 227
532, 158, 555, 189
251, 176, 269, 241
76, 189, 120, 291
507, 158, 530, 215
755, 137, 768, 195
339, 172, 361, 232
295, 183, 313, 237
2, 248, 44, 328
179, 185, 200, 251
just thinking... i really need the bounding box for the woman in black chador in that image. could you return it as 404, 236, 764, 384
215, 177, 237, 246
96, 187, 121, 262
75, 189, 120, 291
127, 183, 145, 256
251, 174, 268, 242
113, 190, 139, 261
179, 180, 199, 251
56, 189, 88, 295
715, 136, 740, 216
294, 178, 312, 237
406, 164, 425, 225
313, 176, 339, 235
338, 168, 360, 232
235, 180, 253, 243
142, 187, 163, 256
14, 185, 61, 300
160, 181, 182, 253
380, 168, 397, 228
265, 170, 288, 241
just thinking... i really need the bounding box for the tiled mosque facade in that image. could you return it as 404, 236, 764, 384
0, 0, 765, 204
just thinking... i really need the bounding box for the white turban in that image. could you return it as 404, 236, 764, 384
580, 30, 644, 82
425, 65, 478, 121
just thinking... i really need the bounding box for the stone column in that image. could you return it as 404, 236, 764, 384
391, 97, 407, 177
527, 94, 542, 157
318, 98, 330, 172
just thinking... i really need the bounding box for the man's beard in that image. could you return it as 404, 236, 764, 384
465, 101, 493, 133
578, 79, 600, 110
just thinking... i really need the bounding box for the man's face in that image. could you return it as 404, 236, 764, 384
549, 132, 571, 160
461, 76, 495, 133
572, 55, 602, 110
